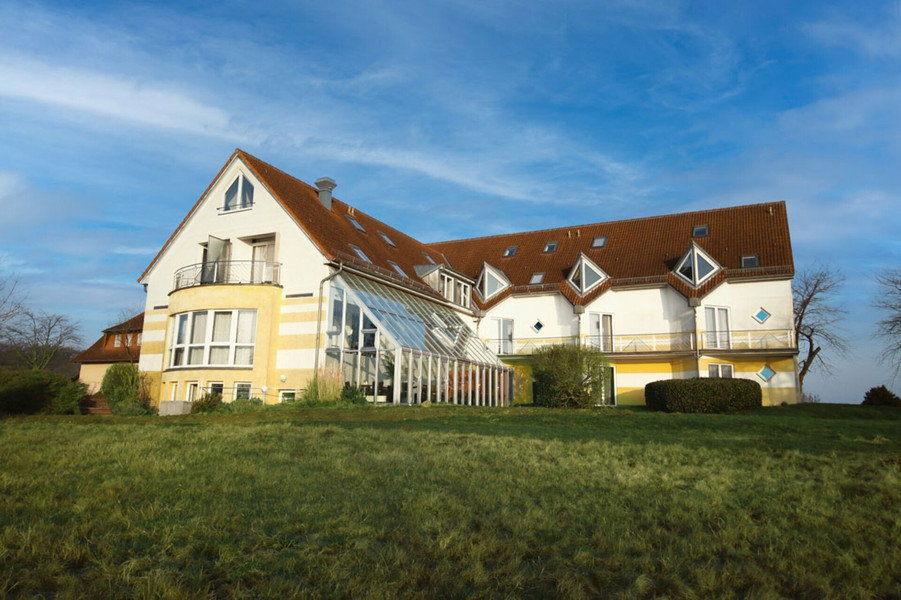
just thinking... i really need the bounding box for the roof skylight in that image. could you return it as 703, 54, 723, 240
543, 242, 558, 253
388, 261, 407, 278
529, 273, 545, 285
349, 244, 371, 263
422, 252, 436, 265
378, 231, 396, 247
741, 255, 759, 268
346, 214, 366, 232
591, 236, 607, 249
693, 225, 709, 237
503, 246, 518, 258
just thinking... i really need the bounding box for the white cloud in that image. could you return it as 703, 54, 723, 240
805, 2, 901, 58
0, 55, 242, 140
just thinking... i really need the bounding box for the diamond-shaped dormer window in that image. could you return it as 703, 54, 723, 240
567, 253, 608, 295
674, 244, 721, 288
476, 263, 511, 301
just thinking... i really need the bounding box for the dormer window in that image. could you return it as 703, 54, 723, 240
543, 242, 558, 253
346, 215, 366, 232
388, 261, 407, 278
567, 254, 608, 295
674, 243, 721, 288
476, 263, 511, 300
529, 273, 545, 285
693, 225, 709, 237
591, 236, 607, 249
223, 174, 254, 211
378, 231, 396, 247
349, 244, 371, 263
503, 246, 518, 258
741, 255, 759, 268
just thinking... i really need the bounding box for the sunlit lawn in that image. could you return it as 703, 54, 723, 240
1, 404, 899, 599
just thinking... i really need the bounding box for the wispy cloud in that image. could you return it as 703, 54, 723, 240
805, 2, 901, 58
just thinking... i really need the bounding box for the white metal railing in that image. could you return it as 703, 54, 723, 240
173, 260, 282, 291
486, 329, 795, 355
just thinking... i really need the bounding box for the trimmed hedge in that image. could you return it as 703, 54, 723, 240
645, 378, 762, 413
0, 369, 86, 415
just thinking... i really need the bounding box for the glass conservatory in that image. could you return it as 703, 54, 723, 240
325, 273, 512, 406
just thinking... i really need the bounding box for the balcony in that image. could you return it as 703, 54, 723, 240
173, 261, 282, 291
487, 329, 795, 356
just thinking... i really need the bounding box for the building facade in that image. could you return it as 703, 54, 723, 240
137, 150, 799, 410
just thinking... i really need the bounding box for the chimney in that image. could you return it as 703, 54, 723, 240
315, 177, 337, 210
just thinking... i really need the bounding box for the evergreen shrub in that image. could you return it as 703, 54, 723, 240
101, 363, 152, 415
0, 369, 83, 415
862, 385, 901, 407
645, 378, 762, 413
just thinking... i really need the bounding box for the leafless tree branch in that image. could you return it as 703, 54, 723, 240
874, 267, 901, 375
4, 309, 82, 371
793, 266, 849, 393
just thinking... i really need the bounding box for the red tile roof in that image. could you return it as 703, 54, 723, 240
140, 150, 793, 310
74, 314, 144, 364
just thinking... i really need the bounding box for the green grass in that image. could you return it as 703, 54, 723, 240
1, 404, 900, 599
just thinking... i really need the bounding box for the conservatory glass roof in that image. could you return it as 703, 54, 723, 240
338, 273, 501, 366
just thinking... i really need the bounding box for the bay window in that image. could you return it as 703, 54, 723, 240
169, 309, 257, 367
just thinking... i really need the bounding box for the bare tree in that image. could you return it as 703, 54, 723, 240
793, 266, 848, 393
0, 267, 22, 332
874, 267, 901, 375
5, 309, 82, 371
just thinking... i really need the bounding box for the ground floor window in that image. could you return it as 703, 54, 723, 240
206, 381, 224, 397
279, 389, 296, 403
234, 382, 252, 400
708, 363, 734, 378
186, 381, 199, 402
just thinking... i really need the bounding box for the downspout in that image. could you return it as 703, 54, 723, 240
313, 262, 345, 377
690, 296, 702, 376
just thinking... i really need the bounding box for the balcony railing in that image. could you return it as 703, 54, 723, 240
173, 260, 282, 291
486, 329, 795, 356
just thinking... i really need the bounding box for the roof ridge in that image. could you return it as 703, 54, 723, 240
429, 201, 786, 246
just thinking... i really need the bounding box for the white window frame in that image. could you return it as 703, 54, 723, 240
206, 381, 224, 397
708, 363, 733, 378
186, 381, 199, 402
222, 173, 254, 212
529, 273, 545, 285
235, 382, 252, 401
675, 243, 721, 288
704, 306, 731, 350
567, 253, 607, 295
279, 389, 297, 403
503, 246, 518, 258
349, 244, 371, 263
543, 241, 558, 253
476, 263, 511, 301
169, 309, 257, 368
591, 236, 607, 249
589, 312, 614, 353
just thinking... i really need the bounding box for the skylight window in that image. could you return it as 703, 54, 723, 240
591, 236, 607, 249
378, 231, 396, 247
346, 214, 366, 232
388, 261, 407, 278
693, 225, 709, 237
349, 244, 371, 263
543, 242, 558, 253
503, 246, 518, 258
741, 255, 759, 268
422, 253, 436, 265
529, 273, 545, 285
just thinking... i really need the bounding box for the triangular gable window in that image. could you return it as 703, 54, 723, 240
567, 254, 608, 295
674, 244, 721, 288
476, 263, 511, 301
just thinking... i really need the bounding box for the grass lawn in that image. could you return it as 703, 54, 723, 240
1, 404, 900, 599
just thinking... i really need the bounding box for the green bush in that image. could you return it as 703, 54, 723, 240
224, 397, 265, 413
101, 363, 152, 416
862, 385, 901, 407
191, 392, 224, 414
645, 378, 762, 413
0, 369, 83, 415
532, 344, 609, 408
53, 380, 88, 415
340, 384, 367, 406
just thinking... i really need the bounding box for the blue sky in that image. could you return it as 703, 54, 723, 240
1, 0, 899, 402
